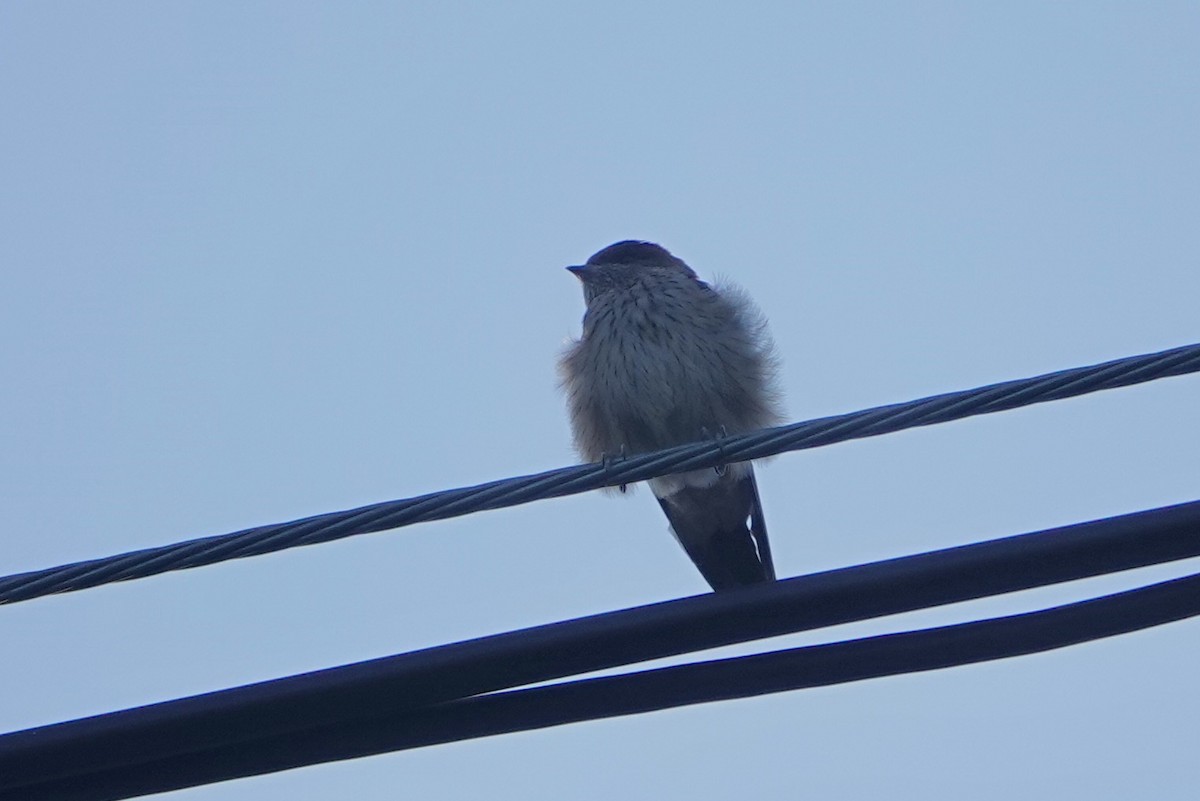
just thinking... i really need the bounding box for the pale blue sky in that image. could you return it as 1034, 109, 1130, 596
2, 3, 1199, 799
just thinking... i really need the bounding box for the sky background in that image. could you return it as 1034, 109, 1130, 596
2, 2, 1199, 799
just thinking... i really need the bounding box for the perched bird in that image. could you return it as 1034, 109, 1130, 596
559, 240, 784, 591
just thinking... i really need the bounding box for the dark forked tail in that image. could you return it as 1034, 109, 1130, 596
655, 467, 775, 591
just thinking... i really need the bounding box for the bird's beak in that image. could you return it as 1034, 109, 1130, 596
566, 264, 589, 280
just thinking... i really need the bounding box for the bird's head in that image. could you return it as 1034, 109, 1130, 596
567, 241, 698, 305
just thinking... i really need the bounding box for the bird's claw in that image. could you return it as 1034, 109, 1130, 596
701, 426, 730, 476
602, 445, 629, 492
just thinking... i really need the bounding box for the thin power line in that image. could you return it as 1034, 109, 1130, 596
1, 341, 1197, 606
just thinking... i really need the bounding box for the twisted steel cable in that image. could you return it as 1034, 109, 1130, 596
2, 342, 1198, 606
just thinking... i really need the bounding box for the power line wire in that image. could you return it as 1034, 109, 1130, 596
3, 500, 1199, 799
1, 341, 1197, 606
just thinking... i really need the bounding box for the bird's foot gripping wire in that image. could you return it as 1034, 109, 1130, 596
601, 445, 629, 493
700, 425, 730, 477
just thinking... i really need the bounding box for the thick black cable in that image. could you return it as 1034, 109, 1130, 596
1, 342, 1197, 607
2, 500, 1199, 799
6, 572, 1200, 801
